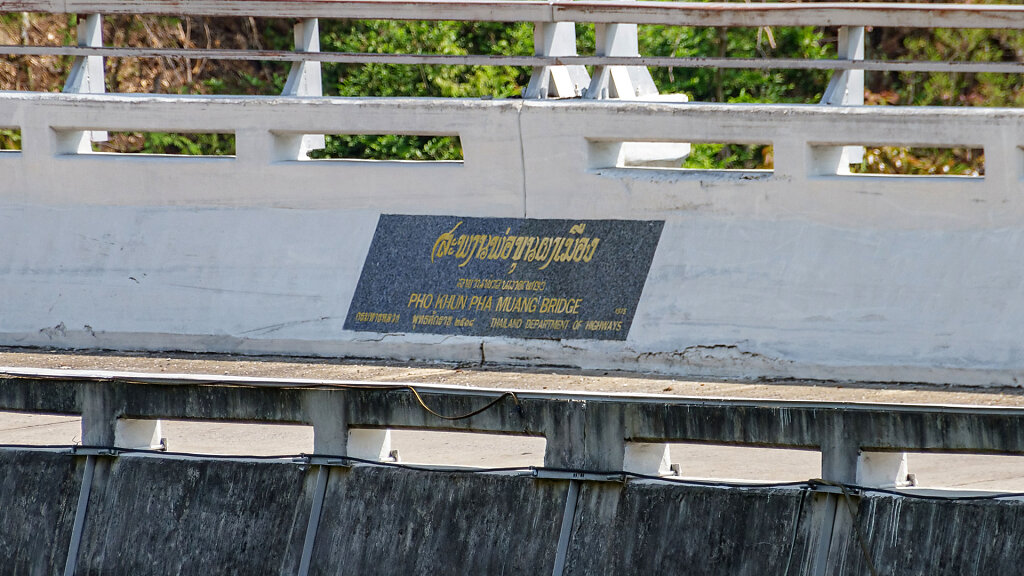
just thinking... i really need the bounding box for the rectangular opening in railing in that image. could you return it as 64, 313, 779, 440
0, 128, 20, 152
811, 144, 984, 178
589, 139, 772, 173
365, 429, 544, 468
152, 419, 313, 456
90, 131, 236, 157
668, 443, 821, 484
902, 452, 1024, 493
279, 133, 463, 163
0, 411, 80, 446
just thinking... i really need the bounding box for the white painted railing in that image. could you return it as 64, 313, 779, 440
2, 91, 1023, 385
2, 2, 1024, 386
4, 2, 1024, 97
5, 1, 1023, 27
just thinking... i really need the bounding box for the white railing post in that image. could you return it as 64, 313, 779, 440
582, 4, 690, 167
523, 22, 589, 99
585, 22, 657, 100
61, 13, 106, 152
280, 18, 326, 159
821, 26, 865, 172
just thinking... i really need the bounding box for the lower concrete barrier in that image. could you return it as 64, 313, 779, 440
0, 450, 82, 576
5, 448, 1024, 576
563, 482, 824, 576
830, 495, 1024, 575
309, 466, 568, 575
74, 456, 315, 575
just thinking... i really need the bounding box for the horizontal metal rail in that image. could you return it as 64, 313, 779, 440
5, 44, 1023, 75
4, 1, 1024, 30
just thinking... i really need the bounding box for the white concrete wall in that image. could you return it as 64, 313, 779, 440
2, 92, 1023, 386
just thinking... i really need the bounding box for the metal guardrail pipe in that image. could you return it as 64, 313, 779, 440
4, 45, 1023, 75
4, 1, 1024, 30
559, 2, 1024, 29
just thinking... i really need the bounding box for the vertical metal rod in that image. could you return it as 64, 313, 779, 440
63, 455, 96, 576
550, 479, 580, 576
810, 494, 838, 576
298, 465, 330, 576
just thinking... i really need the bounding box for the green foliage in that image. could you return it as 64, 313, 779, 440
318, 20, 533, 98
309, 20, 533, 159
143, 132, 235, 156
0, 129, 21, 150
872, 27, 1024, 108
682, 143, 772, 170
853, 147, 983, 176
96, 132, 235, 156
309, 134, 461, 161
640, 24, 833, 104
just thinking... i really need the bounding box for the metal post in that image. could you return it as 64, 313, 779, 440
280, 18, 326, 159
585, 22, 657, 100
63, 455, 96, 576
523, 22, 589, 99
297, 465, 330, 576
550, 480, 580, 576
821, 26, 866, 170
62, 14, 106, 151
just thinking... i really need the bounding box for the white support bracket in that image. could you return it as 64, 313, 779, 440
346, 429, 392, 462
585, 23, 657, 100
115, 419, 165, 451
523, 22, 589, 99
821, 26, 865, 169
281, 18, 326, 158
858, 451, 914, 488
583, 12, 690, 167
623, 442, 673, 476
62, 13, 106, 150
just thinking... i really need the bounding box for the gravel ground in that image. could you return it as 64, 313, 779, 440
2, 346, 1023, 407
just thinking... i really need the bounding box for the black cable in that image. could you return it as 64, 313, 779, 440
5, 443, 1024, 502
0, 443, 79, 450
809, 478, 1024, 502
840, 484, 881, 576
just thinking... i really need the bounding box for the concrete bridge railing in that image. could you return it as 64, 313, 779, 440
2, 92, 1023, 385
3, 2, 1024, 385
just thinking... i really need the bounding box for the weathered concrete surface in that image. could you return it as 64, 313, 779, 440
6, 446, 1024, 575
75, 456, 314, 575
830, 495, 1024, 575
309, 466, 567, 575
3, 94, 1024, 386
563, 482, 823, 576
9, 374, 1024, 476
0, 450, 81, 576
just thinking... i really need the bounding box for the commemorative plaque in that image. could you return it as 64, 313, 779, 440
344, 215, 664, 341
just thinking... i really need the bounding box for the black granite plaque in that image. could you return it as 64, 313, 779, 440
344, 215, 664, 341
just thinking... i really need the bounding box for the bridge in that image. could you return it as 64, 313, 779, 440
3, 1, 1023, 385
3, 2, 1024, 574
